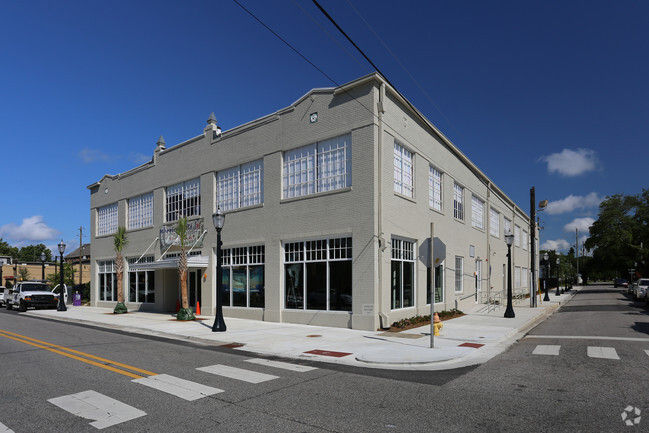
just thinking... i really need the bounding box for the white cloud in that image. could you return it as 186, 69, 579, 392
564, 217, 595, 233
541, 148, 598, 176
79, 147, 113, 163
0, 216, 60, 242
540, 239, 571, 251
546, 192, 602, 215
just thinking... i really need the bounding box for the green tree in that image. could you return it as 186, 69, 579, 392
47, 263, 76, 287
585, 194, 635, 277
18, 266, 30, 281
17, 244, 51, 262
175, 217, 194, 321
0, 238, 19, 258
113, 227, 128, 314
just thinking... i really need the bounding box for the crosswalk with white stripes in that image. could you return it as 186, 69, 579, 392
532, 344, 649, 360
0, 358, 318, 431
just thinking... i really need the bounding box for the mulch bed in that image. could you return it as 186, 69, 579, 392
383, 312, 465, 332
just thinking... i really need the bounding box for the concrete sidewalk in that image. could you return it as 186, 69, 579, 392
23, 288, 578, 371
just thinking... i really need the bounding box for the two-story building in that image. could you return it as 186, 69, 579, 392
88, 73, 535, 331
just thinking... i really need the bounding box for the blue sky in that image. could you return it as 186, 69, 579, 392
1, 0, 647, 257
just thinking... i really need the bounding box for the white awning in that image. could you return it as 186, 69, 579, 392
129, 255, 209, 271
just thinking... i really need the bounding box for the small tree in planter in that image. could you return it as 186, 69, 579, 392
113, 226, 128, 314
176, 217, 195, 321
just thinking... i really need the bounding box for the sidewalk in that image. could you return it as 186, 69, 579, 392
23, 288, 578, 371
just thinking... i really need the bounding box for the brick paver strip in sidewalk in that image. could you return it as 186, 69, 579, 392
458, 342, 485, 349
304, 349, 352, 357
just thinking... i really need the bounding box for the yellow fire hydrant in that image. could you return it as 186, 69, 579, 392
433, 312, 443, 336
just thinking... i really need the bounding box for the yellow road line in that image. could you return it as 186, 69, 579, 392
0, 329, 157, 379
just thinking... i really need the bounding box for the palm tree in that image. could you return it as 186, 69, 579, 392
176, 217, 195, 321
113, 226, 128, 314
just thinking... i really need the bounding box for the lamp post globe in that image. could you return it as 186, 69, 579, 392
504, 230, 515, 318
555, 258, 561, 296
57, 240, 67, 312
212, 208, 226, 332
40, 252, 46, 280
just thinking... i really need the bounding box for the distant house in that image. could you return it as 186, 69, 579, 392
65, 243, 91, 285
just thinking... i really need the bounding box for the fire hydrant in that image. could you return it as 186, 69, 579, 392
433, 312, 443, 336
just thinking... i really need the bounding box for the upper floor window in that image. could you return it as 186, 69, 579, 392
504, 217, 512, 238
514, 224, 521, 247
217, 159, 263, 211
522, 230, 528, 251
97, 203, 118, 236
429, 166, 442, 211
471, 195, 484, 230
283, 134, 351, 199
490, 208, 500, 237
453, 183, 464, 220
128, 192, 153, 230
393, 142, 413, 197
166, 178, 200, 222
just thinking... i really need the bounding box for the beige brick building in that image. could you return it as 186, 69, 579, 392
88, 73, 535, 331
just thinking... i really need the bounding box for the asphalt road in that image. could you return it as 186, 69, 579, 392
1, 283, 647, 432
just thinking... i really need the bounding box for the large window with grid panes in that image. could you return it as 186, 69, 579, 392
453, 183, 464, 220
504, 217, 512, 237
98, 260, 116, 301
471, 195, 484, 230
220, 245, 265, 308
128, 192, 153, 230
97, 203, 118, 236
127, 256, 155, 303
391, 238, 415, 309
490, 207, 500, 237
393, 142, 413, 197
284, 237, 352, 311
429, 166, 442, 211
165, 178, 200, 222
217, 160, 263, 211
455, 256, 464, 292
282, 134, 351, 199
427, 261, 444, 304
514, 225, 521, 247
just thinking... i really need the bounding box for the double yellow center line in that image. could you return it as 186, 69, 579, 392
0, 329, 157, 379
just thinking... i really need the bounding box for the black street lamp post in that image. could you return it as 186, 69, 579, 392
40, 252, 46, 280
504, 229, 515, 318
212, 208, 226, 332
543, 252, 550, 301
555, 258, 561, 296
57, 240, 67, 312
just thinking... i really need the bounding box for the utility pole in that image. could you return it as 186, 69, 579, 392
530, 187, 537, 307
79, 226, 83, 288
576, 228, 579, 285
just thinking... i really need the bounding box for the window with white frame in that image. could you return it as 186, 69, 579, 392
454, 183, 464, 220
98, 260, 116, 301
515, 266, 521, 289
221, 245, 265, 308
427, 261, 444, 304
128, 192, 153, 230
393, 142, 413, 197
283, 134, 351, 199
490, 208, 500, 237
455, 256, 464, 292
504, 217, 512, 237
128, 256, 154, 303
522, 267, 528, 287
97, 203, 118, 236
391, 238, 415, 309
284, 237, 352, 311
166, 178, 200, 222
217, 160, 263, 211
471, 195, 484, 229
522, 230, 528, 251
514, 225, 521, 247
429, 166, 442, 211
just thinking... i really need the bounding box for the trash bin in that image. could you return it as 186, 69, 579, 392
73, 293, 82, 306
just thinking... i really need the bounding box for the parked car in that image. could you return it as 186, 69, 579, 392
0, 286, 5, 306
614, 278, 628, 288
635, 279, 649, 301
5, 281, 58, 311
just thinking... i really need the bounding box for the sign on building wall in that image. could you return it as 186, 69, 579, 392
160, 219, 204, 251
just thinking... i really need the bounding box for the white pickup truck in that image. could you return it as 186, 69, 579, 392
4, 281, 59, 312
